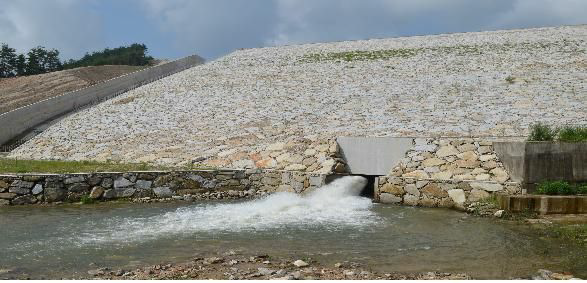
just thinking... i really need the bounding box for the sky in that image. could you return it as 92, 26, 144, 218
0, 0, 586, 61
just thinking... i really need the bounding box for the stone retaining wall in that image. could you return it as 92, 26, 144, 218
0, 169, 326, 206
377, 138, 523, 208
377, 176, 522, 208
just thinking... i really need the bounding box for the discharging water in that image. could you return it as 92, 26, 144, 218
0, 176, 585, 279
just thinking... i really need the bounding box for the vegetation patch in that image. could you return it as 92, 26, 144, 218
0, 158, 169, 174
528, 123, 587, 142
535, 180, 587, 195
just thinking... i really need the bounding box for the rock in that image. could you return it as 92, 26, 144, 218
482, 160, 498, 170
494, 210, 505, 218
403, 194, 420, 206
89, 187, 105, 199
415, 180, 429, 188
479, 154, 496, 162
285, 164, 307, 171
31, 184, 43, 195
414, 144, 437, 152
203, 257, 223, 264
380, 193, 402, 203
457, 151, 478, 161
431, 171, 452, 180
457, 143, 477, 152
478, 146, 492, 154
135, 180, 152, 189
267, 142, 285, 151
257, 267, 275, 276
475, 174, 491, 181
101, 178, 114, 188
471, 168, 487, 175
114, 177, 134, 189
0, 192, 17, 199
421, 184, 448, 198
87, 269, 105, 276
448, 189, 466, 205
0, 199, 10, 205
436, 145, 459, 157
0, 180, 9, 189
9, 186, 30, 195
470, 182, 503, 192
380, 183, 404, 196
68, 183, 90, 193
404, 184, 420, 196
11, 195, 36, 205
402, 170, 429, 179
44, 187, 66, 202
102, 189, 117, 199
468, 189, 490, 202
422, 158, 445, 167
455, 159, 481, 168
550, 273, 574, 280
64, 176, 84, 184
333, 162, 346, 173
291, 271, 303, 280
537, 269, 553, 280
153, 187, 173, 197
293, 260, 309, 267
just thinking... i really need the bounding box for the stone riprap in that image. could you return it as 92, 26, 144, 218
9, 25, 587, 170
377, 138, 522, 207
0, 170, 326, 206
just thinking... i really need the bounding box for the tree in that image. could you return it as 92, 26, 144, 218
26, 46, 45, 75
15, 54, 26, 76
45, 49, 63, 72
63, 43, 153, 69
0, 43, 17, 78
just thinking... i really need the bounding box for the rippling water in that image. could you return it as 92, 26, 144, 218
0, 176, 584, 279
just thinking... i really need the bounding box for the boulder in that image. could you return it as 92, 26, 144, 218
103, 189, 117, 199
89, 187, 105, 199
470, 182, 503, 192
135, 180, 153, 190
402, 170, 429, 179
153, 187, 174, 198
379, 193, 402, 203
421, 184, 448, 198
9, 186, 30, 195
64, 176, 85, 185
455, 159, 480, 168
431, 171, 452, 180
436, 145, 459, 157
468, 189, 490, 202
404, 184, 420, 197
403, 194, 420, 206
31, 184, 43, 195
114, 177, 134, 189
44, 187, 66, 202
0, 192, 17, 199
448, 189, 466, 205
380, 183, 405, 196
422, 158, 445, 167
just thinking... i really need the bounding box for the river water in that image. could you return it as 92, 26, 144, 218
0, 176, 584, 279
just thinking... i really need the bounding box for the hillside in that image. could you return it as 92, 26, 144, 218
9, 25, 587, 171
0, 65, 147, 114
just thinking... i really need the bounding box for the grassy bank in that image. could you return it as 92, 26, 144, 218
0, 158, 173, 174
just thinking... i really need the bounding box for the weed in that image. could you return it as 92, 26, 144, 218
558, 126, 587, 142
505, 76, 516, 84
527, 123, 558, 141
535, 180, 587, 195
80, 195, 96, 204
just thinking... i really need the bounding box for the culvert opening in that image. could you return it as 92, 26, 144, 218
325, 174, 379, 198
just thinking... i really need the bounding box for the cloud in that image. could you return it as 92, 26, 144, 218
140, 0, 279, 59
0, 0, 104, 59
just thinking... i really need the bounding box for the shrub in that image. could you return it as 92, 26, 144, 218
80, 195, 96, 204
558, 126, 587, 142
536, 181, 587, 195
528, 123, 558, 141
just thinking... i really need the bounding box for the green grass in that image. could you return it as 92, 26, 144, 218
535, 181, 587, 195
528, 123, 558, 141
80, 195, 96, 204
0, 158, 170, 174
558, 126, 587, 142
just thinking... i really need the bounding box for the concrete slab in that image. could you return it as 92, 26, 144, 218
337, 137, 413, 175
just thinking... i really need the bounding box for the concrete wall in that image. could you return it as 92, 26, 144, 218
0, 55, 204, 146
0, 169, 327, 206
494, 142, 587, 191
337, 137, 413, 175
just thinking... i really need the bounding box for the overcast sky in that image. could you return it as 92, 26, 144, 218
0, 0, 585, 61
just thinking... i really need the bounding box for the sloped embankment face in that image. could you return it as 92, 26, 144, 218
9, 25, 587, 172
0, 65, 146, 114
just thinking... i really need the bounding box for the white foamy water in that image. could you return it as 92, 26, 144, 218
79, 176, 379, 244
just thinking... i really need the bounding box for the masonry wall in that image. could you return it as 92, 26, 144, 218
0, 169, 326, 206
376, 138, 523, 208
